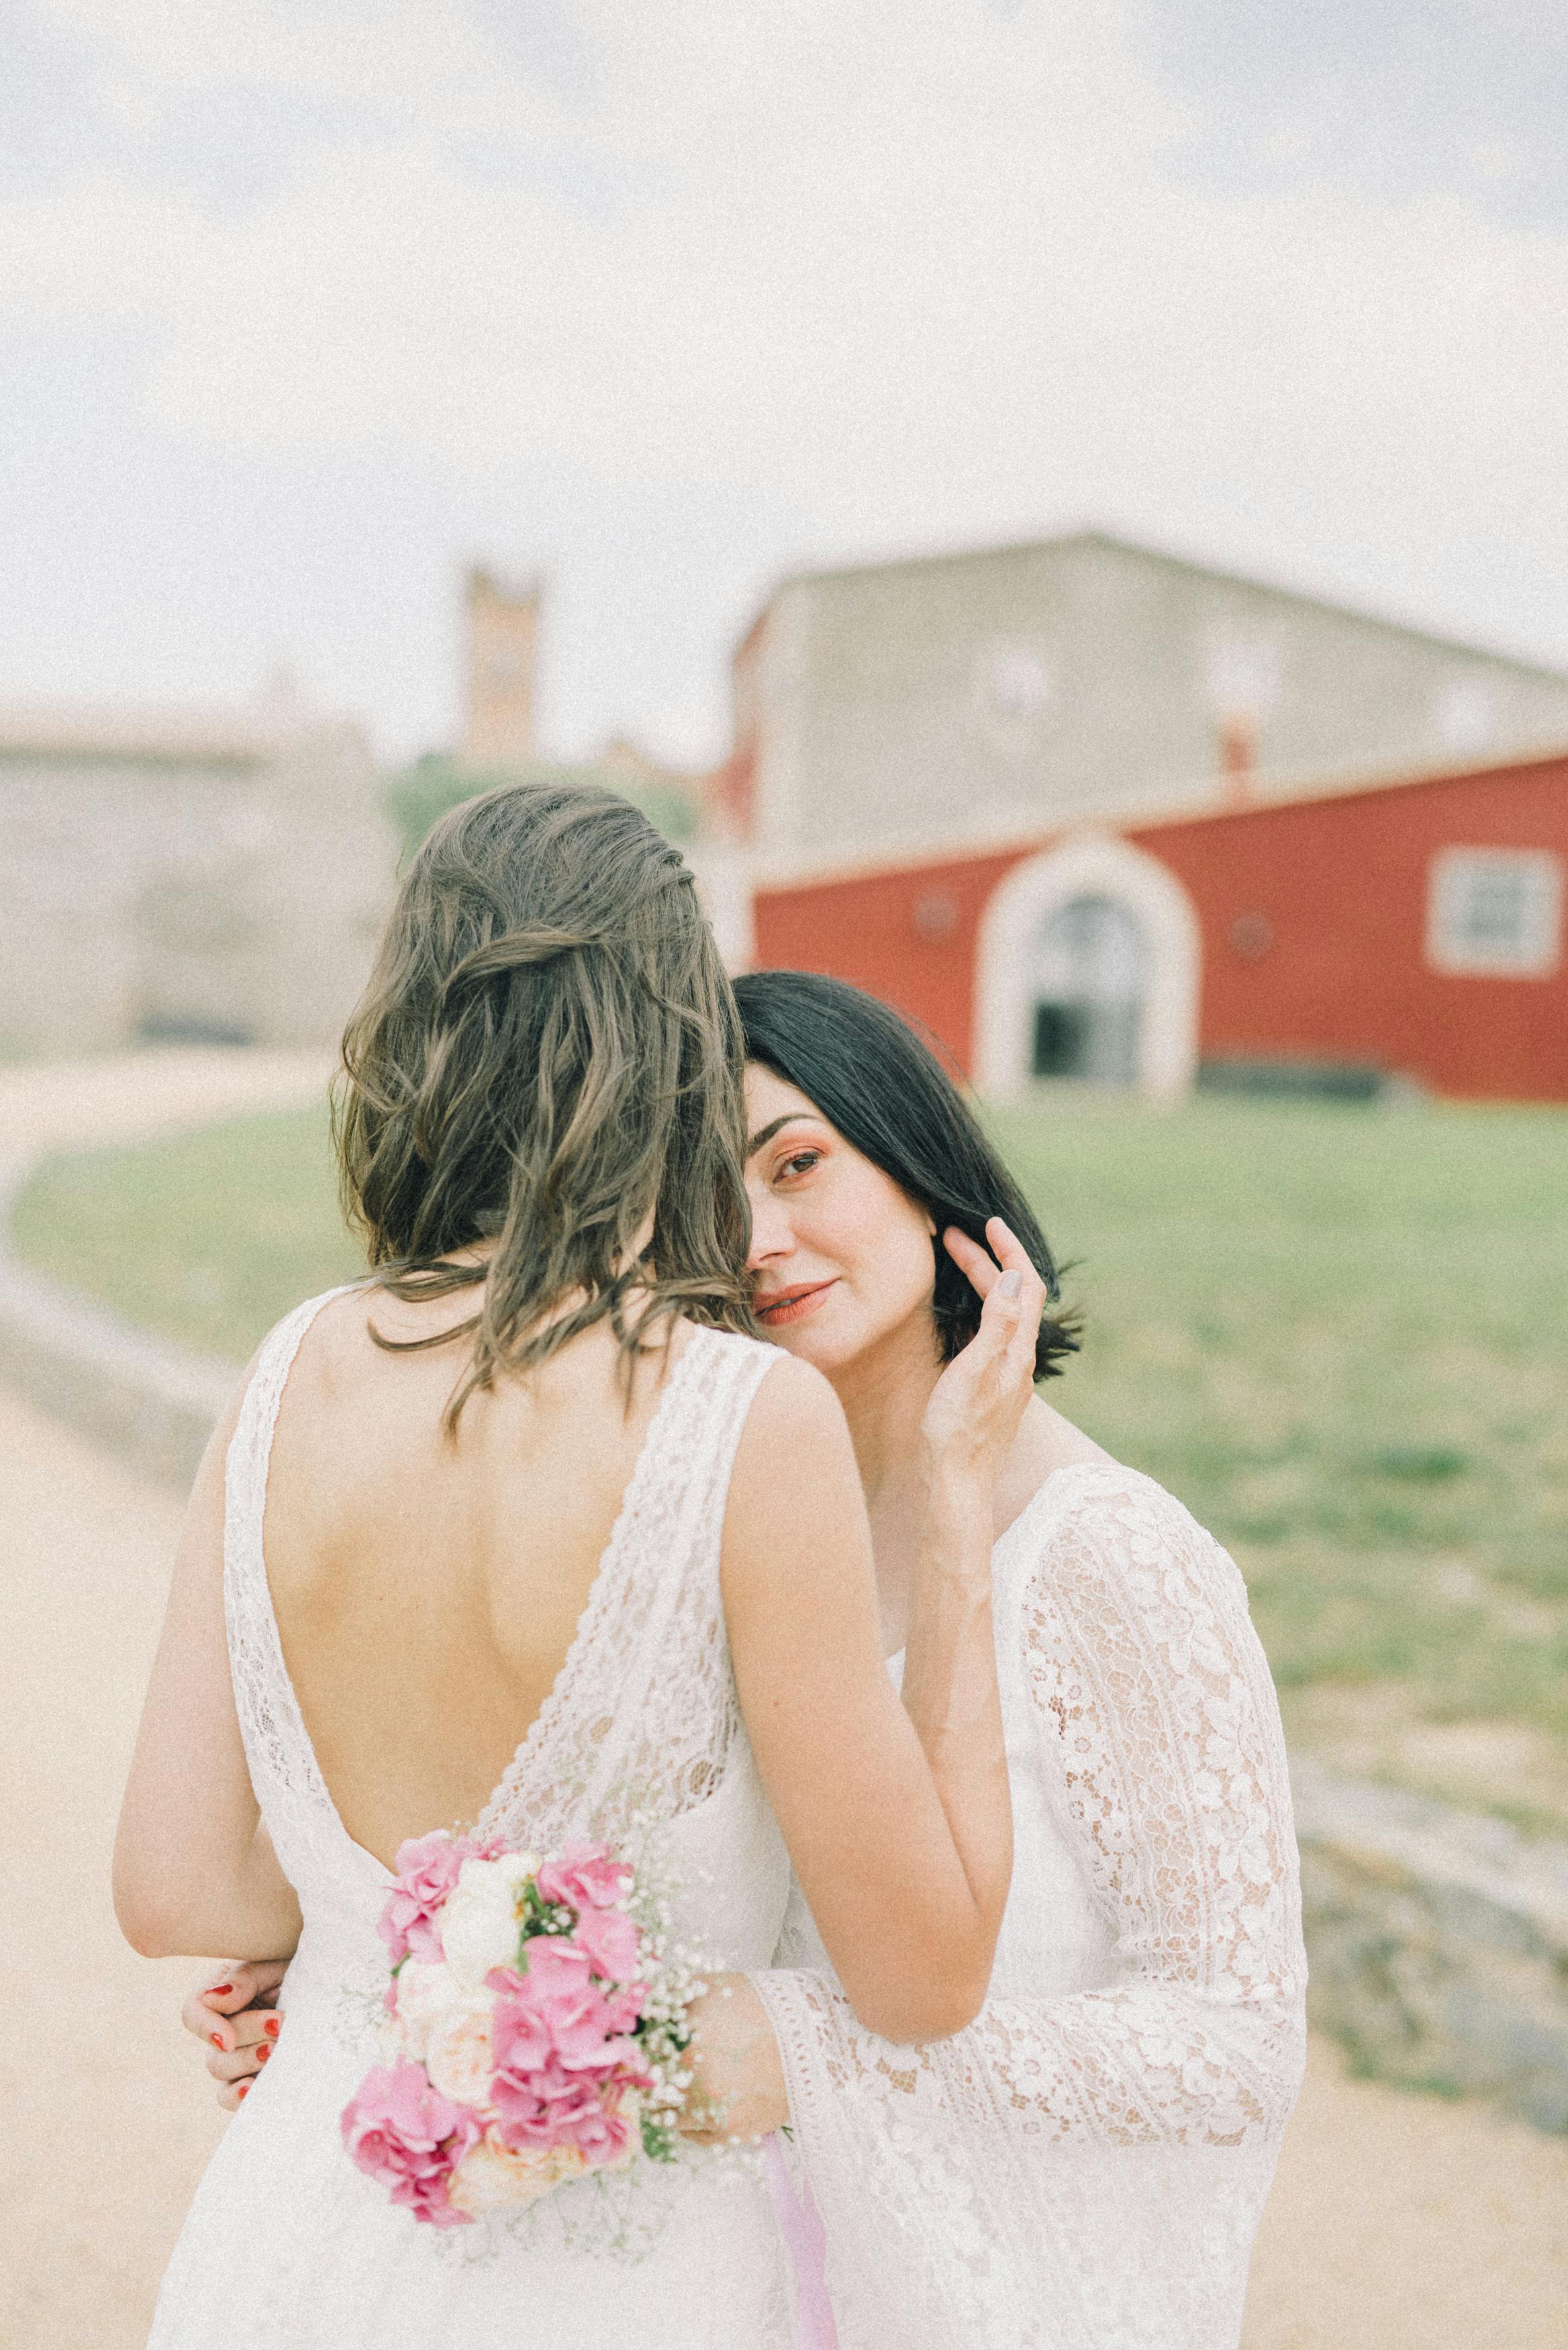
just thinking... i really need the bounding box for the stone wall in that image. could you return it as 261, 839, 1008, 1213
0, 704, 395, 1055
1293, 1758, 1568, 2133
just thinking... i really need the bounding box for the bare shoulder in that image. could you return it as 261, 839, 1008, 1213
1031, 1398, 1116, 1472
723, 1353, 860, 1562
993, 1397, 1111, 1534
733, 1348, 849, 1467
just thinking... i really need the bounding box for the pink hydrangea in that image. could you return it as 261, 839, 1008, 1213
535, 1841, 633, 1916
571, 1900, 642, 1988
490, 1940, 614, 2075
491, 2067, 644, 2165
487, 1942, 651, 2165
377, 1830, 470, 1967
341, 2059, 481, 2229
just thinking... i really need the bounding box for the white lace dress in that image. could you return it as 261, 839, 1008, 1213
148, 1296, 799, 2350
753, 1462, 1309, 2349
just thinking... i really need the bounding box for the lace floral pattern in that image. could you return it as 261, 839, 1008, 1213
753, 1464, 1308, 2350
476, 1326, 778, 1853
223, 1289, 380, 1914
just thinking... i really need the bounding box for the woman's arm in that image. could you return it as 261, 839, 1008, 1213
724, 1225, 1041, 2047
741, 1476, 1308, 2336
753, 1477, 1306, 2141
114, 1390, 303, 1961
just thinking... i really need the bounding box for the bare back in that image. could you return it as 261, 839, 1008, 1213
263, 1282, 695, 1870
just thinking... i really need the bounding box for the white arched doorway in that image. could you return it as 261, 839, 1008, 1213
975, 833, 1202, 1100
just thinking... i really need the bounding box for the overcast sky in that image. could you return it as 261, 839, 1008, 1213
2, 0, 1565, 765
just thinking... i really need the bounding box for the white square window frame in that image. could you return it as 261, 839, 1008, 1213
1425, 847, 1564, 979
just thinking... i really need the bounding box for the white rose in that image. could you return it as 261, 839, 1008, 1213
391, 1959, 460, 2062
447, 2132, 579, 2217
424, 1994, 496, 2109
440, 1857, 526, 1990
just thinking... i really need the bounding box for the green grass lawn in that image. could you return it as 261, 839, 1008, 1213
12, 1103, 366, 1362
13, 1089, 1568, 1830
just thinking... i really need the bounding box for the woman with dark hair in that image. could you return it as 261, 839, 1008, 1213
736, 968, 1079, 1379
118, 790, 1045, 2349
702, 970, 1308, 2349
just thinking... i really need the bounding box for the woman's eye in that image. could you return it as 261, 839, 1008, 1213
777, 1150, 822, 1180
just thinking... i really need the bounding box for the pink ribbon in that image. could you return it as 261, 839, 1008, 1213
763, 2132, 839, 2349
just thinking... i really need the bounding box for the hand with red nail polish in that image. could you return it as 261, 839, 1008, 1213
183, 1959, 289, 2113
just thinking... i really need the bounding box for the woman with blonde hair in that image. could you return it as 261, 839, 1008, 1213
119, 782, 1044, 2347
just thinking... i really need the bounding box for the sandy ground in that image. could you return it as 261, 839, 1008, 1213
2, 1386, 1564, 2349
2, 1051, 1565, 2347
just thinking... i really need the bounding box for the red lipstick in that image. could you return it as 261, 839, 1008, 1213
754, 1279, 838, 1328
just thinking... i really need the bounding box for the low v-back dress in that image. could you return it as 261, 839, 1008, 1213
148, 1294, 799, 2350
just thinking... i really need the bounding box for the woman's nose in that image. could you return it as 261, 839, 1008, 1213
746, 1195, 795, 1272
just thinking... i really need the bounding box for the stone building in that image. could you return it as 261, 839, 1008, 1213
712, 529, 1568, 869
0, 694, 395, 1055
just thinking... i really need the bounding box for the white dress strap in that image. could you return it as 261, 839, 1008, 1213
583, 1328, 783, 1822
224, 1286, 373, 1894
478, 1325, 784, 1850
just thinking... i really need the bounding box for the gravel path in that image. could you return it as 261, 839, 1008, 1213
0, 1043, 336, 1168
2, 1050, 1564, 2347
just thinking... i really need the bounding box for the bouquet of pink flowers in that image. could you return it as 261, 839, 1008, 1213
341, 1830, 699, 2228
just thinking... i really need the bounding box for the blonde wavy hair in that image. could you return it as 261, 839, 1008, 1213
335, 778, 754, 1424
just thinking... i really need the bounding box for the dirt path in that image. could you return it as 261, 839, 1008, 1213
1, 1382, 1563, 2347
0, 1044, 336, 1166
0, 1386, 223, 2348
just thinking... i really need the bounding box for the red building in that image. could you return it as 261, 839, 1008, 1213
747, 749, 1568, 1104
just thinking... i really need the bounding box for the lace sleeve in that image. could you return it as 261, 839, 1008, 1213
998, 1472, 1308, 2142
749, 1474, 1308, 2347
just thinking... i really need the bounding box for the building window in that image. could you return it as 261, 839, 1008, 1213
1426, 849, 1563, 978
912, 888, 959, 941
1229, 910, 1274, 961
971, 641, 1055, 751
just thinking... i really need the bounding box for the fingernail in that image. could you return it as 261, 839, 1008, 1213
263, 2016, 281, 2040
236, 2082, 249, 2101
208, 1983, 234, 1997
255, 2043, 271, 2064
997, 1270, 1022, 1298
209, 2032, 226, 2050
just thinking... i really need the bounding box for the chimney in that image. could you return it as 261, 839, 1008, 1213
462, 567, 539, 771
1219, 718, 1255, 807
1204, 630, 1279, 814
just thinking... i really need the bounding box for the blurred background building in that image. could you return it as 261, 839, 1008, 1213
708, 530, 1568, 861
7, 535, 1566, 1098
385, 567, 704, 876
709, 530, 1568, 1104
0, 690, 393, 1057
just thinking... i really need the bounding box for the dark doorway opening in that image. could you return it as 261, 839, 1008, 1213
1028, 896, 1145, 1084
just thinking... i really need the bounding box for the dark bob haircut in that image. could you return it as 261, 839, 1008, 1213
733, 970, 1079, 1380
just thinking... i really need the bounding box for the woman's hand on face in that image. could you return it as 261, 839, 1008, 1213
920, 1217, 1046, 1490
181, 1960, 288, 2111
678, 1974, 789, 2145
